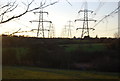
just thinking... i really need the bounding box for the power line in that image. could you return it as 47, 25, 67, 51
91, 0, 105, 18
93, 5, 120, 28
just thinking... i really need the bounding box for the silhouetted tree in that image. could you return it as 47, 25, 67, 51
0, 0, 58, 24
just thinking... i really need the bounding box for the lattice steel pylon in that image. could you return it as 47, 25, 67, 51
64, 20, 74, 38
49, 23, 55, 38
75, 1, 96, 38
30, 2, 52, 38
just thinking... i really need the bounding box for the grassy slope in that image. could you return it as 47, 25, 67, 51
3, 66, 120, 79
61, 43, 107, 53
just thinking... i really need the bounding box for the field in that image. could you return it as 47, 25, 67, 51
2, 35, 120, 80
61, 43, 107, 53
3, 66, 120, 79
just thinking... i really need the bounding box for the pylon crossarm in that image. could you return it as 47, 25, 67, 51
76, 28, 95, 30
31, 29, 50, 31
65, 25, 74, 27
34, 11, 48, 15
78, 10, 93, 13
75, 19, 96, 22
30, 20, 52, 23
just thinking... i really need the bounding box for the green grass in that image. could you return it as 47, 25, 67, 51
3, 66, 120, 79
79, 43, 107, 52
64, 44, 79, 52
61, 43, 107, 53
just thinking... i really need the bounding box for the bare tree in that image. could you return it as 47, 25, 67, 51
0, 0, 59, 24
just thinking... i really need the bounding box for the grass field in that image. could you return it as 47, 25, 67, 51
2, 66, 120, 79
61, 43, 107, 52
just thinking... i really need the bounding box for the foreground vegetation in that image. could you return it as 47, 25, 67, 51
3, 66, 120, 79
2, 35, 120, 74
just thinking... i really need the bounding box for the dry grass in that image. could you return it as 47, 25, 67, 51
2, 66, 120, 79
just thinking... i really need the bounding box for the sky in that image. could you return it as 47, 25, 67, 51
0, 0, 119, 38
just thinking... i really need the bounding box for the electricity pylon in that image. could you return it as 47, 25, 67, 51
75, 1, 96, 38
48, 23, 55, 38
65, 20, 74, 38
30, 2, 52, 38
